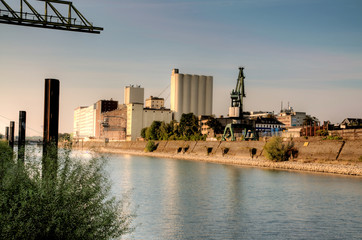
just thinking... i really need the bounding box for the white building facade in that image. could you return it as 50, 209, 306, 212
73, 105, 96, 138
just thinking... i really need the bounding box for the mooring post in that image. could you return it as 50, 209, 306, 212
5, 127, 9, 141
42, 79, 60, 178
9, 121, 15, 151
18, 111, 26, 162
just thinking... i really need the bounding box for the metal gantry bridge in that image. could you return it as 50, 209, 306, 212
0, 0, 103, 34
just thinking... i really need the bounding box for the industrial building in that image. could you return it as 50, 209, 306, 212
74, 86, 173, 141
276, 107, 306, 127
73, 105, 96, 138
73, 99, 118, 139
124, 85, 144, 104
170, 69, 213, 121
145, 96, 165, 109
125, 86, 172, 141
74, 68, 215, 141
254, 117, 284, 137
100, 106, 127, 140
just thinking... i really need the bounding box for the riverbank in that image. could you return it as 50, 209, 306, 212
96, 148, 362, 176
70, 139, 362, 177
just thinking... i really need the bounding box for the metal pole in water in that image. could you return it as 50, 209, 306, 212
18, 111, 26, 162
9, 121, 15, 151
42, 79, 60, 178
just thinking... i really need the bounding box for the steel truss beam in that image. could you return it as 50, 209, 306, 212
0, 0, 103, 34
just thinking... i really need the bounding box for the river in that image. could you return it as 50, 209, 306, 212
99, 153, 361, 239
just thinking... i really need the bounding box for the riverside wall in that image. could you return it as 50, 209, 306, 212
71, 139, 362, 162
70, 139, 362, 176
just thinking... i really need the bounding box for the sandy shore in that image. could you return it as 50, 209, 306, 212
94, 147, 362, 177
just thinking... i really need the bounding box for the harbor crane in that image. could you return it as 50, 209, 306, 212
222, 67, 258, 141
0, 0, 103, 34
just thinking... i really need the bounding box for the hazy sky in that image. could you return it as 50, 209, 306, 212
1, 0, 362, 136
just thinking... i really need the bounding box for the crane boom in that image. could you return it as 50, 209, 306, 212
222, 67, 258, 141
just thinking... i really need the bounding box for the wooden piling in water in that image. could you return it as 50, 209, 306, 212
42, 79, 60, 177
18, 111, 26, 162
9, 121, 15, 151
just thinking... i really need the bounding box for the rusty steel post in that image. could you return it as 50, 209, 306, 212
9, 121, 15, 151
18, 111, 26, 162
42, 79, 60, 177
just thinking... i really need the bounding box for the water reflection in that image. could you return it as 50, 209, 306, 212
104, 154, 362, 240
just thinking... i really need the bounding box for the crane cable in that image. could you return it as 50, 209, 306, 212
157, 83, 170, 98
0, 114, 42, 135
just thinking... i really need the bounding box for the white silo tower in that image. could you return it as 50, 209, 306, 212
171, 69, 213, 121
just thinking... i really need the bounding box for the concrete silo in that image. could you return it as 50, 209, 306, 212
183, 74, 191, 114
205, 76, 213, 115
171, 69, 213, 121
171, 69, 184, 121
190, 75, 199, 114
198, 75, 206, 116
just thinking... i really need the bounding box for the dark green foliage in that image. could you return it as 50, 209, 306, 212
179, 113, 199, 138
0, 143, 134, 240
145, 140, 158, 152
159, 122, 172, 140
206, 116, 223, 135
323, 135, 343, 140
58, 133, 71, 141
142, 114, 205, 141
140, 127, 147, 139
146, 121, 162, 140
263, 137, 295, 162
316, 129, 329, 136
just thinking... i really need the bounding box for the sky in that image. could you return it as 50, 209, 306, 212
0, 0, 362, 136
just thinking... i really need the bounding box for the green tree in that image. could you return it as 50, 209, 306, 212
140, 127, 147, 139
159, 122, 171, 140
179, 113, 202, 140
206, 116, 223, 136
0, 142, 134, 239
146, 121, 162, 140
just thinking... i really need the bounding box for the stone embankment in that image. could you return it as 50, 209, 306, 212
70, 139, 362, 176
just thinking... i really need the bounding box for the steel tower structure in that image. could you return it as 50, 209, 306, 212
222, 67, 258, 141
0, 0, 103, 34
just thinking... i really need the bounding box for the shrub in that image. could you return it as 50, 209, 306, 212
263, 136, 295, 162
359, 156, 362, 162
323, 135, 343, 140
0, 144, 134, 239
145, 140, 157, 152
316, 129, 329, 136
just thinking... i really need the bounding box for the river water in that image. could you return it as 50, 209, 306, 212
100, 153, 362, 240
